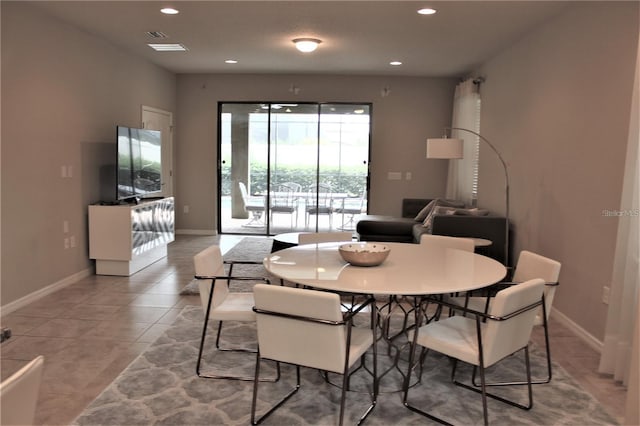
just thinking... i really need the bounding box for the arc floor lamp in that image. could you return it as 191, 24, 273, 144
426, 127, 510, 266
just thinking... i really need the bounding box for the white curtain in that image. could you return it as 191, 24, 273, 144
598, 37, 640, 387
446, 79, 481, 206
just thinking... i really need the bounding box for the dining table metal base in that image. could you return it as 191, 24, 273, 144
322, 294, 435, 394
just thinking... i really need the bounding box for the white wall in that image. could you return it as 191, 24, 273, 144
476, 1, 638, 341
175, 74, 457, 232
1, 2, 176, 306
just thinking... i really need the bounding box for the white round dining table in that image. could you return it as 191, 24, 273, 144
263, 242, 507, 296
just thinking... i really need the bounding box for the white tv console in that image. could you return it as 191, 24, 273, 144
89, 197, 175, 276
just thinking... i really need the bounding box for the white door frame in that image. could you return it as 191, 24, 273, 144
142, 105, 174, 197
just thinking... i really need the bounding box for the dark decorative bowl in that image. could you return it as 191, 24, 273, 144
338, 243, 391, 267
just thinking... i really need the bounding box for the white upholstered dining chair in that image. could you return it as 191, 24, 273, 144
419, 233, 475, 252
297, 231, 353, 245
295, 232, 360, 310
193, 245, 278, 381
403, 279, 545, 426
0, 355, 44, 426
251, 284, 378, 425
447, 250, 561, 383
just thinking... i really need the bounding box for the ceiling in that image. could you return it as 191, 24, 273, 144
30, 1, 570, 77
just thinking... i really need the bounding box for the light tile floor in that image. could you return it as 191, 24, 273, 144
0, 234, 628, 425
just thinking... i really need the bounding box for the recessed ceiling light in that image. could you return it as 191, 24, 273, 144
225, 59, 238, 64
390, 61, 402, 66
160, 7, 179, 15
293, 38, 322, 53
417, 8, 437, 15
148, 43, 188, 51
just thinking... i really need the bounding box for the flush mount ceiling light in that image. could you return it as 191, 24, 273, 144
417, 8, 437, 15
225, 59, 238, 64
293, 38, 322, 53
148, 43, 188, 51
160, 7, 179, 15
390, 61, 403, 66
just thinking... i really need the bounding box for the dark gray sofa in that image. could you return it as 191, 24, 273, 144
356, 198, 509, 264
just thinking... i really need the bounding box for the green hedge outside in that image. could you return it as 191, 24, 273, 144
221, 163, 366, 196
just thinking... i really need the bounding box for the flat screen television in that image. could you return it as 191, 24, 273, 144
117, 126, 162, 201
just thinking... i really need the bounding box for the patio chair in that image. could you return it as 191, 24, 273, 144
239, 182, 265, 226
270, 182, 301, 229
335, 190, 367, 230
305, 183, 335, 229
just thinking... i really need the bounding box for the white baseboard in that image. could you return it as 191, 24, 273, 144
551, 307, 604, 353
176, 229, 217, 236
0, 267, 94, 317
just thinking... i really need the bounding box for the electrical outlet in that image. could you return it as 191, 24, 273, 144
64, 238, 70, 249
70, 236, 76, 248
405, 172, 412, 180
602, 286, 610, 304
184, 205, 190, 214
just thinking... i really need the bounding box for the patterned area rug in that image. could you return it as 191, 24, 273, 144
180, 237, 275, 295
73, 306, 617, 426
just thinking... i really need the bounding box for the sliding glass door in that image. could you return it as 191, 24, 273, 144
219, 102, 370, 235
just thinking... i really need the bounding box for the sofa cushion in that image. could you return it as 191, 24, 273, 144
356, 215, 417, 243
357, 217, 415, 236
453, 207, 490, 216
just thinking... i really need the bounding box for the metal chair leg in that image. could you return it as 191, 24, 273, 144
403, 320, 534, 425
471, 318, 552, 387
402, 341, 453, 425
251, 361, 300, 425
456, 348, 535, 412
197, 286, 279, 382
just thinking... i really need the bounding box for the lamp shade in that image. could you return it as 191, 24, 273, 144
426, 138, 464, 159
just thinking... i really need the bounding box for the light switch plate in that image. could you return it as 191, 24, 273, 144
387, 172, 402, 180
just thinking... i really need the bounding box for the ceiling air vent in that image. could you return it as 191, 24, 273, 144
146, 31, 168, 39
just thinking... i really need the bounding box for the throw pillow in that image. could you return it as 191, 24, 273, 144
415, 198, 465, 222
422, 205, 458, 232
414, 199, 437, 221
